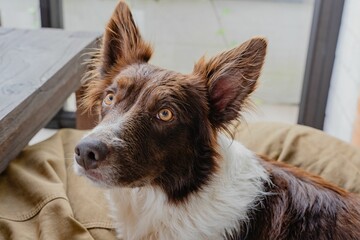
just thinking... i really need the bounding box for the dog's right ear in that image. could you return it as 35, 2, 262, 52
100, 1, 152, 76
194, 37, 267, 130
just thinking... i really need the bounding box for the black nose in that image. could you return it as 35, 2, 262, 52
74, 138, 109, 170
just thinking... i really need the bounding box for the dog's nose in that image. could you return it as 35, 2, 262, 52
74, 138, 109, 170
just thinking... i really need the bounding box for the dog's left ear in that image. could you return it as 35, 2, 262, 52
194, 37, 267, 128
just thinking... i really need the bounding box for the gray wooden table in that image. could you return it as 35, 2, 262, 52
0, 28, 100, 173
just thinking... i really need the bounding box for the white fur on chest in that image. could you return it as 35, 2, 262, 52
107, 134, 269, 240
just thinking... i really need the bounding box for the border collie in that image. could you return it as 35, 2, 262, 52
74, 1, 360, 239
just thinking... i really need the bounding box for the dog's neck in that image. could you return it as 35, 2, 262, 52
107, 133, 269, 240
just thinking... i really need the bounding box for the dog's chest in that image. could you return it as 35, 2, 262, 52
106, 136, 269, 240
107, 187, 224, 240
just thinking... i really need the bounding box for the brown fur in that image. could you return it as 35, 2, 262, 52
75, 1, 360, 239
230, 156, 360, 240
76, 2, 266, 203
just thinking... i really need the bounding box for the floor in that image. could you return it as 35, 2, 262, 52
0, 0, 313, 145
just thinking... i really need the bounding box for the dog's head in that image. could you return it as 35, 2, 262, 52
74, 1, 267, 202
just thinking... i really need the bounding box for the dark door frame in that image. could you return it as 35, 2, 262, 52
40, 0, 63, 28
298, 0, 345, 129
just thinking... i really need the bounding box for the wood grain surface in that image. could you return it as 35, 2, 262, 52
0, 28, 100, 173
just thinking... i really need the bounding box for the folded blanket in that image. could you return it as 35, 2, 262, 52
0, 129, 116, 240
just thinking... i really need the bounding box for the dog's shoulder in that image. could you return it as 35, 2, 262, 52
233, 156, 360, 240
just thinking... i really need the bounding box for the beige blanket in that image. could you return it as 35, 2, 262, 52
1, 123, 359, 239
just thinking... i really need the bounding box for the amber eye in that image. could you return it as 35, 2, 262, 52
156, 108, 173, 122
103, 93, 115, 106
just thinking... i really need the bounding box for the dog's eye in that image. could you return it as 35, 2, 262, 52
156, 108, 173, 122
103, 93, 115, 106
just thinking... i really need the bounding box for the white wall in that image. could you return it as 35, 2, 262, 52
324, 0, 360, 142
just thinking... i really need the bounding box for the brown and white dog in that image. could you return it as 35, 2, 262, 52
74, 1, 360, 239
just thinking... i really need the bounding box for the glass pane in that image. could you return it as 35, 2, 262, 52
62, 0, 315, 123
0, 0, 40, 29
63, 0, 116, 31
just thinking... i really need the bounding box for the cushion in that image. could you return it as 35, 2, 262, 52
233, 122, 360, 194
0, 123, 359, 239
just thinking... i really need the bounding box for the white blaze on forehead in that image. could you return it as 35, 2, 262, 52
88, 114, 126, 143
